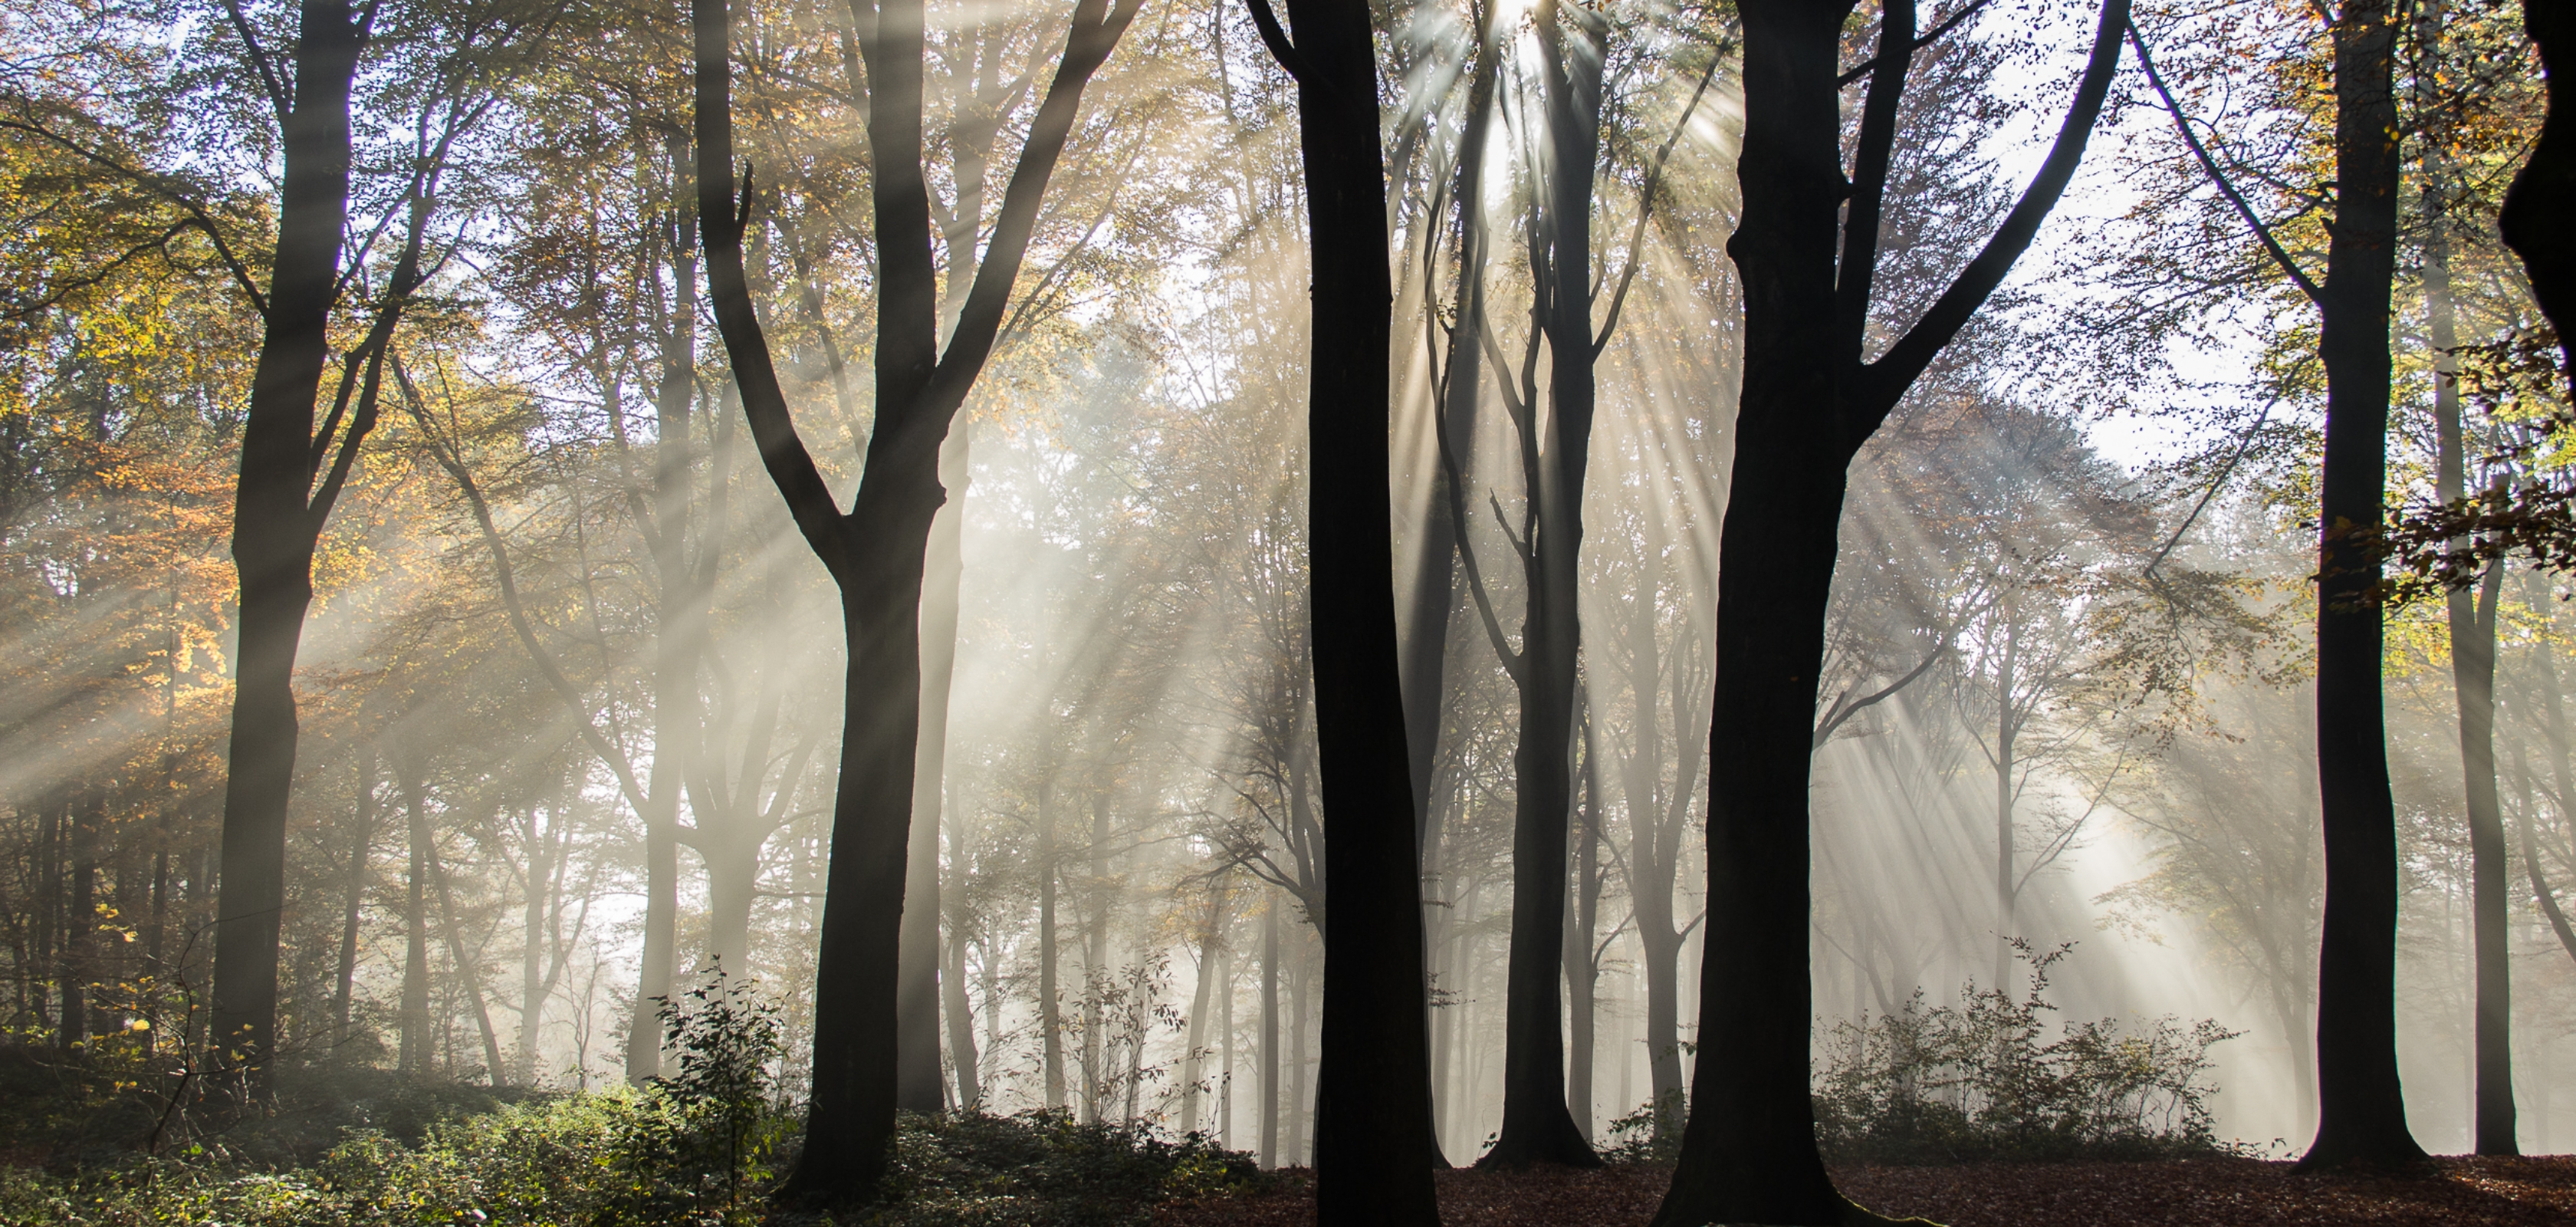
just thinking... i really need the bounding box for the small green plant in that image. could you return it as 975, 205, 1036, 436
596, 965, 789, 1226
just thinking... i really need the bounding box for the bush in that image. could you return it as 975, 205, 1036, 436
1599, 942, 2243, 1168
1811, 940, 2241, 1164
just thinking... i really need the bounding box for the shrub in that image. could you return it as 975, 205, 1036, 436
1810, 940, 2240, 1164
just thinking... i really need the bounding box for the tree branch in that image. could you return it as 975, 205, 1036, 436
2127, 21, 2324, 306
1850, 0, 2131, 442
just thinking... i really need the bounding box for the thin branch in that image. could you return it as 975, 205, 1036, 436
2127, 21, 2324, 305
1594, 38, 1728, 354
1240, 0, 1311, 84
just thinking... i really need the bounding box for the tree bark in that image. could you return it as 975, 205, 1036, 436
2500, 0, 2574, 383
2299, 0, 2429, 1171
1652, 0, 2125, 1218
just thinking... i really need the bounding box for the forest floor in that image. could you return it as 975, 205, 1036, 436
1152, 1156, 2576, 1225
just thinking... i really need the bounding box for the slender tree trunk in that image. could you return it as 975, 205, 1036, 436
1565, 718, 1605, 1142
2428, 163, 2517, 1152
211, 0, 369, 1083
1260, 885, 1279, 1168
1479, 0, 1606, 1170
1993, 617, 2019, 992
898, 424, 971, 1113
399, 752, 432, 1074
332, 748, 377, 1053
1183, 900, 1221, 1135
1041, 781, 1065, 1110
2300, 0, 2428, 1170
943, 922, 980, 1107
1083, 790, 1112, 1123
62, 799, 95, 1045
695, 0, 1134, 1191
629, 131, 704, 1087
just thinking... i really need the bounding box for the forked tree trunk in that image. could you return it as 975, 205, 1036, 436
2299, 0, 2428, 1170
1477, 0, 1606, 1170
1651, 0, 2124, 1218
210, 0, 369, 1082
692, 0, 1134, 1191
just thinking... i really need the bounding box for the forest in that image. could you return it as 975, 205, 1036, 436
0, 0, 2571, 1221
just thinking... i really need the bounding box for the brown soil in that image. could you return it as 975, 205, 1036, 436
1154, 1156, 2576, 1225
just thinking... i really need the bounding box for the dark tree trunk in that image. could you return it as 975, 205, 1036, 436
210, 0, 368, 1082
1477, 0, 1605, 1171
694, 0, 1133, 1193
1652, 0, 2124, 1218
2298, 0, 2429, 1172
1242, 0, 1441, 1212
2501, 0, 2574, 383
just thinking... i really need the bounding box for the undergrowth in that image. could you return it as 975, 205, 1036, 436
1604, 941, 2244, 1166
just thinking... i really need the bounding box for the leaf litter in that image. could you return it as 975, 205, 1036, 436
1155, 1157, 2576, 1225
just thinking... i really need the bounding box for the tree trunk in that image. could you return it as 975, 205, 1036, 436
1083, 790, 1112, 1123
1653, 0, 2125, 1216
1477, 0, 1607, 1170
210, 0, 368, 1084
1993, 613, 2019, 992
2428, 159, 2517, 1152
1565, 715, 1605, 1142
1260, 884, 1280, 1168
944, 921, 981, 1107
62, 799, 95, 1046
2500, 0, 2574, 382
898, 423, 971, 1114
2299, 0, 2429, 1170
1183, 900, 1221, 1135
628, 130, 704, 1088
695, 0, 1135, 1192
399, 752, 432, 1074
1041, 780, 1065, 1109
333, 747, 376, 1054
1241, 0, 1444, 1210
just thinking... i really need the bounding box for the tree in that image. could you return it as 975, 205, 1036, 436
2298, 0, 2431, 1170
1649, 0, 2127, 1219
1239, 0, 1443, 1213
207, 0, 546, 1084
689, 0, 1138, 1196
